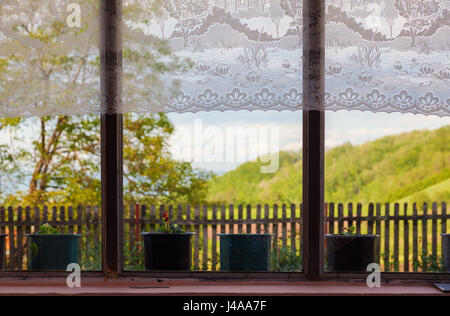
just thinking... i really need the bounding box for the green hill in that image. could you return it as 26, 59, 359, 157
206, 126, 450, 205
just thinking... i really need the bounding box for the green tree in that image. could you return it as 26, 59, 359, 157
123, 113, 212, 206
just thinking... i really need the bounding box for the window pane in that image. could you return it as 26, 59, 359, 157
325, 110, 450, 273
0, 1, 101, 271
0, 115, 101, 271
122, 0, 304, 273
122, 111, 303, 273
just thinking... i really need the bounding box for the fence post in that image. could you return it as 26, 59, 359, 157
432, 202, 438, 258
194, 205, 200, 270
368, 203, 374, 235
273, 204, 279, 252
403, 203, 410, 272
442, 202, 447, 261
413, 203, 418, 272
220, 205, 226, 235
202, 205, 208, 271
348, 203, 353, 231
135, 204, 140, 244
356, 203, 362, 234
212, 205, 218, 271
422, 203, 428, 262
17, 207, 23, 270
256, 204, 262, 234
384, 203, 390, 272
282, 204, 287, 248
376, 203, 381, 236
238, 205, 243, 234
264, 204, 269, 234
8, 207, 14, 270
338, 203, 344, 234
328, 203, 334, 234
290, 204, 297, 256
394, 203, 399, 272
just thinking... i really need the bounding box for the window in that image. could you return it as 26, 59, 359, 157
0, 0, 448, 281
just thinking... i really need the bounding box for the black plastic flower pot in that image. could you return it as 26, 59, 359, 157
325, 234, 380, 272
27, 234, 81, 271
219, 234, 273, 272
141, 232, 194, 271
442, 234, 450, 272
0, 235, 6, 271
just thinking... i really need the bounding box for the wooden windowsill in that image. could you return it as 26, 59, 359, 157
0, 278, 447, 296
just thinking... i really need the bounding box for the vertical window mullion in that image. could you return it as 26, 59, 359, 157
302, 0, 325, 280
100, 0, 124, 277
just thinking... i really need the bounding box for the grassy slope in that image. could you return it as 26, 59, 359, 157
395, 178, 450, 205
207, 126, 450, 205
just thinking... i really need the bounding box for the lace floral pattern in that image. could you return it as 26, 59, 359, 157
0, 0, 99, 117
1, 0, 449, 117
122, 0, 304, 115
122, 0, 450, 116
324, 0, 450, 116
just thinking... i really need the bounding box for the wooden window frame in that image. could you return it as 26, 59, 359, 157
0, 0, 449, 283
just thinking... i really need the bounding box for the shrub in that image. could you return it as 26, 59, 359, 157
271, 243, 302, 272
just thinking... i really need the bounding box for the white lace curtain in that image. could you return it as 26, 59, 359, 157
0, 0, 99, 117
1, 0, 449, 117
325, 0, 450, 116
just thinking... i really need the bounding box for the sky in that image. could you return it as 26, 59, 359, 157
168, 110, 450, 173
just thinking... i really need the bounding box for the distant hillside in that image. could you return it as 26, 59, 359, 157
206, 126, 450, 205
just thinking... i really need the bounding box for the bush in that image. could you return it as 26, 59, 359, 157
271, 244, 302, 272
413, 254, 446, 273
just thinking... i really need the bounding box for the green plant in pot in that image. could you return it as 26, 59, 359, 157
27, 223, 81, 271
325, 226, 380, 272
141, 211, 194, 271
218, 233, 274, 272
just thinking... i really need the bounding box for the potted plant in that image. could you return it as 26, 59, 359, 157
27, 223, 81, 271
218, 233, 273, 272
325, 226, 380, 272
141, 211, 194, 271
442, 233, 450, 272
0, 234, 6, 271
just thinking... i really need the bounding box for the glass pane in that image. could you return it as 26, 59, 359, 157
122, 111, 303, 273
0, 0, 101, 271
0, 115, 101, 271
324, 110, 450, 273
122, 1, 304, 272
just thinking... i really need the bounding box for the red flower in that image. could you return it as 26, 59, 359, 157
163, 211, 169, 223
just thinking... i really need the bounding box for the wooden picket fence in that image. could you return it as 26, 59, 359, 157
0, 202, 449, 272
325, 202, 450, 272
123, 204, 302, 271
0, 206, 101, 271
